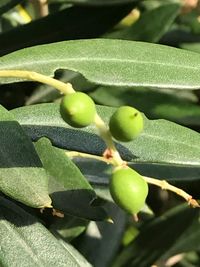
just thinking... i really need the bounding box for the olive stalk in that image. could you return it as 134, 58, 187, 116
0, 70, 74, 94
67, 150, 199, 208
94, 114, 125, 166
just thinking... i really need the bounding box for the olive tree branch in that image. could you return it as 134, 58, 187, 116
0, 70, 74, 94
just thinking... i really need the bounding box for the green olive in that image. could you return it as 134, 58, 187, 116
109, 106, 143, 142
60, 92, 96, 128
109, 167, 148, 215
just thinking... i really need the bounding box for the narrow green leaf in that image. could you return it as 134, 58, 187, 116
108, 4, 180, 42
0, 196, 92, 267
2, 39, 200, 89
112, 204, 199, 267
11, 103, 200, 167
0, 105, 51, 208
35, 137, 108, 221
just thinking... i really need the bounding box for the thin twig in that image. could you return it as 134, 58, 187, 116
66, 151, 112, 164
66, 150, 199, 207
0, 70, 74, 95
143, 176, 200, 208
94, 114, 125, 166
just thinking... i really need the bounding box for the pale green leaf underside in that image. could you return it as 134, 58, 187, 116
1, 39, 200, 89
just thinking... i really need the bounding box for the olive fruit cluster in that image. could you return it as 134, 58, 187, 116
60, 92, 147, 215
60, 92, 96, 128
109, 167, 148, 215
109, 106, 143, 142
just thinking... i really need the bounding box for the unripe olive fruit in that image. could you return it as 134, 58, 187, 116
109, 167, 148, 215
60, 92, 96, 128
109, 106, 143, 142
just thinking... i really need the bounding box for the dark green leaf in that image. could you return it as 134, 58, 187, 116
0, 5, 134, 56
112, 204, 199, 267
0, 196, 92, 267
2, 39, 200, 89
0, 105, 51, 208
35, 137, 108, 221
108, 4, 180, 42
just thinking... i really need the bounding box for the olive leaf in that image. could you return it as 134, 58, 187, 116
1, 39, 200, 89
0, 105, 51, 208
35, 137, 108, 221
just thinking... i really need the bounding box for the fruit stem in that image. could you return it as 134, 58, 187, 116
94, 113, 125, 166
0, 70, 75, 95
143, 176, 200, 208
